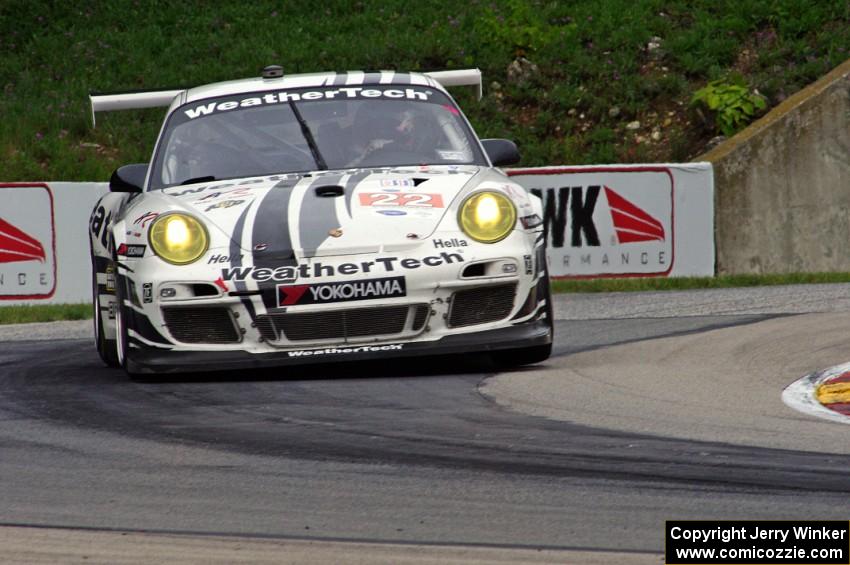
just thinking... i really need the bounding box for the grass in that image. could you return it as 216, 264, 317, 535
3, 272, 850, 323
0, 304, 91, 324
1, 2, 849, 180
552, 272, 850, 293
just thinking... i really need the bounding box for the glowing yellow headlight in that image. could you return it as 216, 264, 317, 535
458, 191, 517, 243
148, 213, 209, 265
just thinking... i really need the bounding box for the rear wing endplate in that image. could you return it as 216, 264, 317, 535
89, 68, 483, 127
425, 69, 483, 100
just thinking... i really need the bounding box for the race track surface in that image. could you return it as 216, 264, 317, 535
2, 284, 850, 563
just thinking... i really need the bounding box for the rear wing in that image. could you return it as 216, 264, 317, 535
89, 89, 184, 127
89, 68, 483, 127
425, 69, 483, 100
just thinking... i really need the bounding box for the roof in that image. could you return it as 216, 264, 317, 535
183, 70, 446, 104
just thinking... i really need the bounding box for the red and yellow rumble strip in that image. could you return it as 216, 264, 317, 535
816, 370, 850, 415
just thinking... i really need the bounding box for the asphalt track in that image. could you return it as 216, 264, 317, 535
2, 285, 850, 563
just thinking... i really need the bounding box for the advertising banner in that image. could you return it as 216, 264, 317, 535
509, 164, 714, 278
0, 184, 57, 299
0, 164, 714, 305
0, 182, 108, 305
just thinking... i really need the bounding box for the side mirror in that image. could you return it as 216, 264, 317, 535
109, 164, 148, 193
481, 139, 521, 167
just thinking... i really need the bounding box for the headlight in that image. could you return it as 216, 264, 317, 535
148, 213, 209, 265
458, 191, 517, 243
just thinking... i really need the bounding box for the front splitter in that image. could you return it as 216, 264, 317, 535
126, 319, 552, 374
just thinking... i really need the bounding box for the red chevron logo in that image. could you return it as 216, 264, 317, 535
0, 218, 46, 263
604, 186, 665, 243
278, 284, 309, 306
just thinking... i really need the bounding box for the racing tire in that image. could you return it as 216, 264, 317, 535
92, 268, 119, 368
114, 275, 137, 377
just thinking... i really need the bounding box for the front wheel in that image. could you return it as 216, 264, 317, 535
92, 268, 119, 367
115, 274, 131, 371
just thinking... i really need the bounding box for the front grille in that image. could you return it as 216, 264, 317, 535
257, 304, 426, 343
162, 306, 240, 344
447, 283, 517, 328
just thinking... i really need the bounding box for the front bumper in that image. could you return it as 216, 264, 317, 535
117, 229, 550, 373
126, 318, 552, 374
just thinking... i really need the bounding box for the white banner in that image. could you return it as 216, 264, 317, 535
0, 182, 109, 304
0, 164, 714, 305
509, 164, 714, 278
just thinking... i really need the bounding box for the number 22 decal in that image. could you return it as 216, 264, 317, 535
359, 192, 444, 208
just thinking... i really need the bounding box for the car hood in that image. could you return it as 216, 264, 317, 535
160, 165, 482, 258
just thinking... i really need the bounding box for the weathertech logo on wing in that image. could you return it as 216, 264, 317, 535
0, 218, 46, 263
604, 187, 665, 243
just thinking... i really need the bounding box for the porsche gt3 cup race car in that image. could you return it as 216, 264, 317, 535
89, 66, 552, 375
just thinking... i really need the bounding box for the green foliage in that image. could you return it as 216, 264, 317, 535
691, 78, 767, 136
0, 304, 91, 324
0, 1, 848, 180
473, 0, 565, 57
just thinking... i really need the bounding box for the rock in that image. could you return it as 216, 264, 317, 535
506, 57, 539, 84
651, 129, 662, 141
490, 81, 502, 91
705, 135, 727, 150
626, 120, 641, 130
608, 107, 621, 118
647, 36, 664, 60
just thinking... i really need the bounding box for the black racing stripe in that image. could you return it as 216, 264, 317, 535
229, 201, 258, 321
127, 307, 172, 346
511, 287, 535, 321
92, 255, 111, 272
392, 72, 410, 85
535, 243, 546, 276
252, 179, 300, 269
363, 72, 382, 85
343, 170, 371, 219
246, 178, 302, 312
298, 174, 344, 254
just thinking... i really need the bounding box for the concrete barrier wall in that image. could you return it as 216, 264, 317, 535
700, 58, 850, 274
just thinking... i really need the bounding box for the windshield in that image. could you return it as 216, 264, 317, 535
149, 85, 487, 189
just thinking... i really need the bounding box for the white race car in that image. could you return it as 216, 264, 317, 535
89, 66, 552, 375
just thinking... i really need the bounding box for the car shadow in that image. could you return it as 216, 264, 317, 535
129, 352, 498, 384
